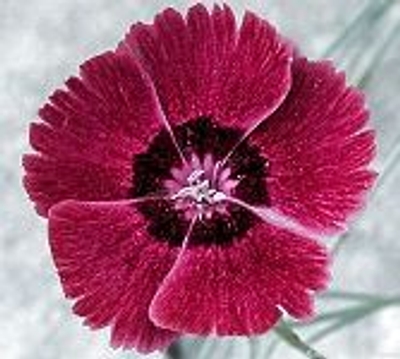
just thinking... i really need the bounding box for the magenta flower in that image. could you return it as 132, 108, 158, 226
23, 4, 376, 354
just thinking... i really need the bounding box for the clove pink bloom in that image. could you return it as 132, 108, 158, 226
23, 4, 376, 353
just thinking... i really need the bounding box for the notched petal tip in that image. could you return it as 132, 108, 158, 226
212, 2, 236, 20
187, 2, 211, 21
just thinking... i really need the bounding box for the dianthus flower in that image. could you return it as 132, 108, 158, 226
23, 4, 376, 353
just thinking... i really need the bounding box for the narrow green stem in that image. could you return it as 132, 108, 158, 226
274, 321, 327, 359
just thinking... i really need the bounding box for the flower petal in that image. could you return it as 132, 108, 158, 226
49, 200, 179, 353
24, 51, 167, 216
119, 4, 292, 131
248, 58, 377, 233
23, 154, 132, 216
149, 216, 329, 335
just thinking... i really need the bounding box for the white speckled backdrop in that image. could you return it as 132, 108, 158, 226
1, 1, 400, 358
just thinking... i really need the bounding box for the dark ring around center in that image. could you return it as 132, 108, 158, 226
131, 117, 269, 247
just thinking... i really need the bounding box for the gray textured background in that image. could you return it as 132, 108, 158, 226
1, 1, 400, 358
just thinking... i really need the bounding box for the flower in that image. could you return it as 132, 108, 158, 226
23, 3, 376, 354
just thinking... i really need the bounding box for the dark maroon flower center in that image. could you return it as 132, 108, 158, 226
131, 117, 268, 246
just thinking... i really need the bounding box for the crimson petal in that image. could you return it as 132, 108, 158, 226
119, 4, 292, 132
249, 58, 377, 233
24, 51, 166, 216
149, 217, 329, 335
49, 200, 179, 353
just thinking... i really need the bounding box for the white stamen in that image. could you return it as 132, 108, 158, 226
172, 171, 226, 205
167, 154, 237, 219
